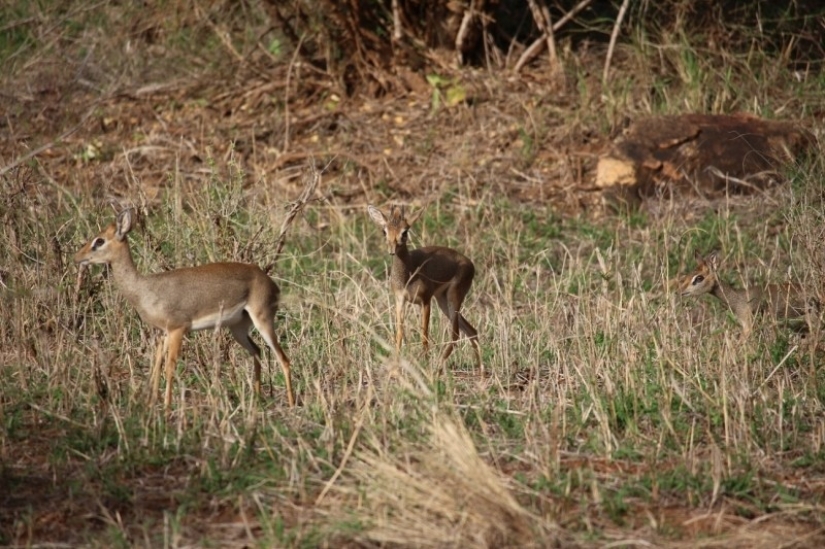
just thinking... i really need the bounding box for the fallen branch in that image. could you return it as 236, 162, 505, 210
514, 0, 593, 72
526, 0, 558, 70
603, 0, 631, 82
392, 0, 402, 41
454, 4, 475, 65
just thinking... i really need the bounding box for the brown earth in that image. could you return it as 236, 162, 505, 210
1, 57, 614, 219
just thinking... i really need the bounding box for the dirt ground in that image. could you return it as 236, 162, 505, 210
0, 51, 617, 214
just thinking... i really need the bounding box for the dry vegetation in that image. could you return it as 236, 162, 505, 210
2, 1, 825, 547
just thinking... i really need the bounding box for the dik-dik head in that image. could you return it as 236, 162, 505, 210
74, 209, 135, 266
367, 204, 425, 255
679, 251, 721, 298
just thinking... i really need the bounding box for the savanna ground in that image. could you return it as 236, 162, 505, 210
2, 1, 825, 547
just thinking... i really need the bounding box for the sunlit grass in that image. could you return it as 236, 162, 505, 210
2, 1, 825, 547
2, 151, 824, 546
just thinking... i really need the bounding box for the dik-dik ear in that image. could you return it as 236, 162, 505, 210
704, 250, 720, 271
367, 205, 387, 227
406, 200, 430, 227
115, 209, 134, 241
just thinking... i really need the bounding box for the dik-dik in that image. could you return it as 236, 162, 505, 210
368, 204, 482, 370
75, 209, 294, 410
677, 250, 819, 338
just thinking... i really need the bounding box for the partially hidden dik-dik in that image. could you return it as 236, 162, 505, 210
74, 209, 294, 410
677, 250, 819, 337
368, 204, 482, 370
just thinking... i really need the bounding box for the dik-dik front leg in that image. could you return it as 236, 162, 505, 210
394, 293, 405, 351
738, 311, 754, 342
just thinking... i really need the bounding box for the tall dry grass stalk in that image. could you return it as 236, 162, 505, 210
336, 411, 556, 548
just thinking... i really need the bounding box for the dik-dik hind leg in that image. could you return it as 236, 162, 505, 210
435, 295, 457, 362
150, 334, 169, 406
163, 328, 185, 411
436, 294, 483, 373
458, 313, 483, 373
229, 318, 263, 398
435, 295, 461, 360
248, 310, 295, 408
739, 314, 754, 343
268, 339, 293, 407
421, 299, 431, 353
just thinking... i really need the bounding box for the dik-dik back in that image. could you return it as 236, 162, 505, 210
371, 205, 475, 301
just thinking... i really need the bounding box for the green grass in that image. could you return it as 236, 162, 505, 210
2, 1, 825, 547
4, 166, 819, 545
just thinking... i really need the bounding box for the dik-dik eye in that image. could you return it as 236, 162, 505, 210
91, 237, 106, 250
691, 275, 704, 285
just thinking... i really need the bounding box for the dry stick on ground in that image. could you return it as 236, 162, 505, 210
603, 0, 631, 82
0, 16, 37, 33
514, 0, 593, 72
454, 7, 473, 65
455, 0, 483, 66
526, 0, 558, 71
392, 0, 402, 41
283, 32, 307, 153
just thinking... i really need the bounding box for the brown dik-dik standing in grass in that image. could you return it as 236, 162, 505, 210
368, 204, 482, 371
74, 209, 294, 410
677, 250, 819, 338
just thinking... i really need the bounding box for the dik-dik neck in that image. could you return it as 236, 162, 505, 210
108, 241, 148, 308
710, 278, 758, 317
390, 244, 418, 286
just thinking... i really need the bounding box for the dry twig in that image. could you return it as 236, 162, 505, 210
514, 0, 593, 72
271, 164, 321, 264
603, 0, 631, 81
526, 0, 559, 70
392, 0, 402, 41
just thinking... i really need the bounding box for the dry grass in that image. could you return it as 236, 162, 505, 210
335, 415, 547, 548
2, 2, 825, 548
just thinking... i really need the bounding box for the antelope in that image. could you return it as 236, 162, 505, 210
677, 250, 818, 337
368, 204, 482, 370
74, 209, 294, 409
